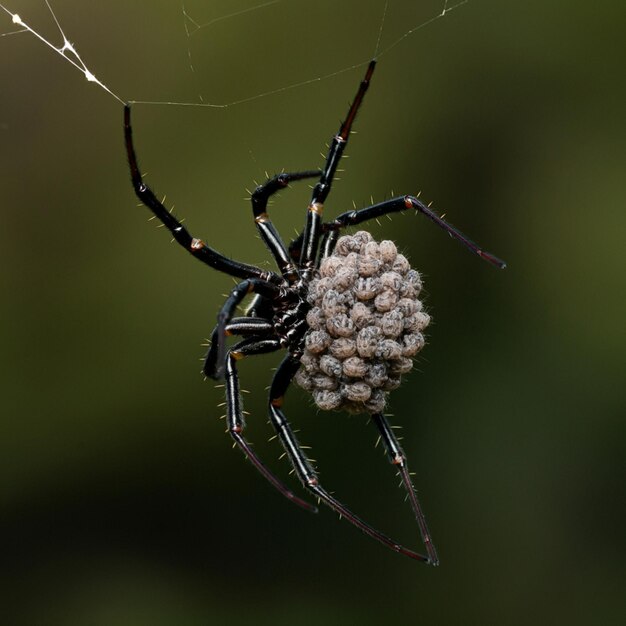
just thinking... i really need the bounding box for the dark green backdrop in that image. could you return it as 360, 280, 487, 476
1, 1, 624, 624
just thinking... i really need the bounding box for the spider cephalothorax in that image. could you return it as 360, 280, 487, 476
124, 59, 505, 565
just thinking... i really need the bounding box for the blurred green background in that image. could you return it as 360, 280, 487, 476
1, 1, 624, 624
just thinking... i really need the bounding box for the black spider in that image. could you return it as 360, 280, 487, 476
123, 60, 505, 565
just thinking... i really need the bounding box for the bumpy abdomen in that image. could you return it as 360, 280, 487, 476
295, 230, 429, 414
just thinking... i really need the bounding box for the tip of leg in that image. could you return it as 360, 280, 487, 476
478, 249, 507, 269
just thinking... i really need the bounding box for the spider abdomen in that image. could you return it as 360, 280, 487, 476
295, 230, 429, 414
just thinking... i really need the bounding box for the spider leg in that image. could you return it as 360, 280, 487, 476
203, 316, 273, 379
370, 412, 439, 566
289, 230, 338, 268
299, 61, 377, 272
289, 230, 335, 269
252, 171, 320, 280
245, 294, 274, 319
268, 354, 432, 564
318, 230, 340, 264
324, 196, 507, 269
124, 105, 281, 283
287, 233, 303, 265
224, 338, 318, 513
205, 278, 283, 380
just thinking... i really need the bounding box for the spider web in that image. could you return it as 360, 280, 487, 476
0, 0, 124, 104
0, 0, 468, 110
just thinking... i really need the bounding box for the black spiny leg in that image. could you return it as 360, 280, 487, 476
124, 105, 281, 282
245, 294, 274, 319
319, 230, 340, 263
205, 279, 282, 380
203, 317, 274, 380
268, 355, 431, 563
252, 171, 320, 280
371, 413, 439, 566
287, 230, 338, 268
325, 195, 507, 269
287, 233, 304, 266
224, 339, 317, 513
300, 61, 377, 272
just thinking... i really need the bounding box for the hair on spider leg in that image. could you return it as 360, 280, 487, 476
124, 57, 503, 565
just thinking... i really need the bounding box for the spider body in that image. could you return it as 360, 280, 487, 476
124, 60, 505, 565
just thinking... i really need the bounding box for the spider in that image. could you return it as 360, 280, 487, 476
123, 60, 505, 565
